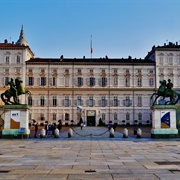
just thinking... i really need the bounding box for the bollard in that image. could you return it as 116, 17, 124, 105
123, 128, 128, 138
136, 128, 142, 138
40, 128, 46, 138
54, 128, 59, 138
68, 128, 73, 138
109, 128, 114, 138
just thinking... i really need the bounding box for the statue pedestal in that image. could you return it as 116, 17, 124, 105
151, 105, 178, 138
2, 104, 30, 139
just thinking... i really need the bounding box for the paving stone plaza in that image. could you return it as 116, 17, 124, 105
0, 127, 180, 180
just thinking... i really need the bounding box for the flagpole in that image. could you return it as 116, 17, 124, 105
90, 35, 93, 59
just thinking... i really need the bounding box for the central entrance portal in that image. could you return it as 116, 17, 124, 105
87, 110, 96, 126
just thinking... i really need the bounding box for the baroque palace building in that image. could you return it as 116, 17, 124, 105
0, 26, 180, 126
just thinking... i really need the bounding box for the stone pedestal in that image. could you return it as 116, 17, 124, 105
2, 104, 30, 138
151, 105, 178, 138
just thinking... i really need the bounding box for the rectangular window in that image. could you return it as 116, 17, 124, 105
40, 113, 44, 121
53, 96, 57, 106
124, 96, 131, 107
137, 78, 142, 86
40, 77, 46, 86
114, 77, 118, 86
65, 69, 69, 73
65, 77, 69, 86
28, 96, 32, 106
126, 69, 129, 73
113, 96, 118, 107
138, 113, 142, 121
114, 113, 117, 120
28, 77, 34, 86
52, 77, 56, 86
77, 77, 83, 86
114, 69, 118, 73
90, 69, 93, 73
4, 77, 10, 85
64, 96, 70, 106
40, 96, 45, 106
78, 69, 81, 73
29, 69, 33, 73
125, 77, 130, 86
137, 96, 142, 107
126, 113, 130, 121
40, 69, 45, 73
101, 77, 107, 87
149, 78, 154, 86
90, 77, 95, 86
17, 56, 20, 64
102, 113, 106, 121
53, 69, 57, 73
5, 56, 9, 63
101, 96, 107, 107
77, 96, 82, 106
15, 68, 20, 73
53, 113, 56, 121
160, 56, 163, 64
89, 96, 94, 107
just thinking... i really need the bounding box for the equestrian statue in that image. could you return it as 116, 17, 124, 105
151, 79, 180, 106
1, 78, 31, 105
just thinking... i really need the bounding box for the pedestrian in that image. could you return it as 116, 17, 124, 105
51, 123, 55, 135
34, 123, 38, 138
113, 123, 117, 131
45, 122, 48, 136
58, 120, 62, 132
108, 122, 112, 131
80, 122, 83, 130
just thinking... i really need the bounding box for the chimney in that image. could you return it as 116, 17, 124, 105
4, 39, 8, 43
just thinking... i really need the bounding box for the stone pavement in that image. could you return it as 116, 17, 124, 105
0, 127, 180, 179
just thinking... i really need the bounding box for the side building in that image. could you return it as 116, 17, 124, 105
0, 26, 180, 126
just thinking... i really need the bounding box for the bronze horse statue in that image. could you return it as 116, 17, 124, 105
151, 80, 180, 105
1, 78, 31, 105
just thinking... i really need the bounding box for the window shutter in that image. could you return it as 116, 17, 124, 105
62, 100, 64, 106
69, 100, 71, 106
105, 78, 107, 86
81, 100, 83, 106
93, 100, 95, 106
86, 100, 89, 106
87, 78, 90, 86
98, 100, 101, 106
49, 78, 52, 86
74, 100, 77, 106
110, 100, 113, 106
99, 78, 102, 86
118, 100, 120, 106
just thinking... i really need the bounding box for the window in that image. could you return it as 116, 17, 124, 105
40, 96, 45, 106
4, 77, 10, 85
149, 78, 154, 86
40, 113, 44, 121
52, 77, 56, 86
28, 77, 34, 86
5, 56, 9, 63
102, 69, 106, 73
102, 113, 106, 121
28, 96, 32, 106
17, 56, 20, 63
125, 69, 129, 73
4, 69, 9, 73
88, 96, 94, 107
90, 69, 93, 73
160, 56, 163, 64
40, 77, 46, 86
113, 96, 118, 107
137, 96, 142, 107
77, 96, 82, 106
53, 69, 57, 73
65, 77, 69, 86
101, 77, 107, 87
138, 113, 142, 121
126, 113, 130, 121
114, 77, 118, 86
78, 69, 81, 73
64, 96, 70, 107
114, 113, 117, 121
53, 96, 57, 106
101, 96, 107, 107
90, 77, 95, 86
124, 96, 131, 107
29, 69, 33, 73
53, 113, 56, 121
77, 77, 83, 86
149, 69, 153, 74
65, 69, 69, 73
125, 77, 130, 86
15, 68, 20, 73
65, 113, 69, 121
137, 77, 142, 86
40, 69, 45, 73
137, 69, 141, 73
114, 69, 118, 73
168, 56, 173, 65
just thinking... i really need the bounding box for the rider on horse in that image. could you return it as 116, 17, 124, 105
8, 78, 18, 100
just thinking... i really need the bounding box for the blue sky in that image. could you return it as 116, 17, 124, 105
0, 0, 180, 59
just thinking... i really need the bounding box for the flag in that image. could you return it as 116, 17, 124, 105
90, 35, 93, 54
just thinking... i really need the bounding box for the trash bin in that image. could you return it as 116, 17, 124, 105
134, 128, 137, 135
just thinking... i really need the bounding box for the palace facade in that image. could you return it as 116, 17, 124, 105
0, 26, 180, 126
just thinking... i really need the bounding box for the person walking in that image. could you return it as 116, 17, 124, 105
34, 123, 38, 138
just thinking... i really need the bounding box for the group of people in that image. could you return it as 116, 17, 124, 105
33, 120, 62, 138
